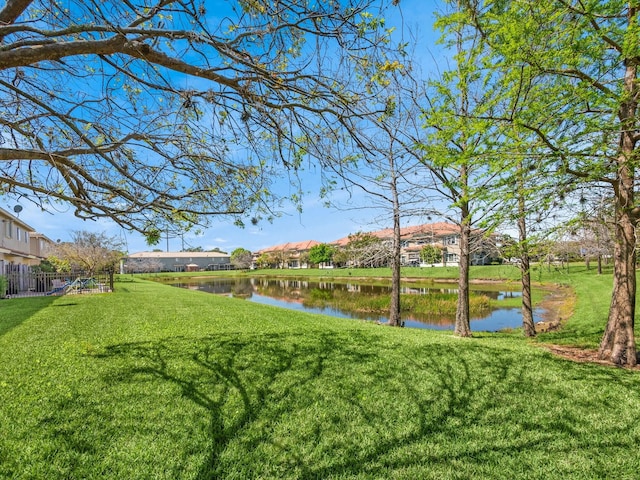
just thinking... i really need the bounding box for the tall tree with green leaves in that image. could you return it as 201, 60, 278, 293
230, 248, 253, 270
419, 1, 501, 337
487, 124, 562, 338
453, 0, 639, 365
308, 244, 335, 267
420, 244, 442, 264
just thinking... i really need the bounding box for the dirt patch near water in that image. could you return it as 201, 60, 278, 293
535, 284, 576, 333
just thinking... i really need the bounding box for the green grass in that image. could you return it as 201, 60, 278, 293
0, 267, 638, 479
536, 270, 613, 349
139, 264, 525, 281
302, 289, 492, 316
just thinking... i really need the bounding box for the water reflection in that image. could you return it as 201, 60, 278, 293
168, 277, 541, 332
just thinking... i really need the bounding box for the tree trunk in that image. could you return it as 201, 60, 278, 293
455, 211, 472, 337
598, 43, 638, 367
388, 209, 402, 327
387, 153, 402, 327
598, 198, 637, 365
517, 178, 536, 337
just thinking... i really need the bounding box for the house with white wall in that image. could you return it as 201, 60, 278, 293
122, 251, 232, 273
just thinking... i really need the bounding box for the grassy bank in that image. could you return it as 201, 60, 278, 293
0, 270, 638, 479
139, 262, 590, 282
139, 264, 526, 281
303, 288, 492, 316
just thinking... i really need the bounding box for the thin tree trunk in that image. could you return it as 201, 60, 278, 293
517, 173, 536, 336
388, 153, 402, 327
388, 207, 402, 326
455, 206, 472, 337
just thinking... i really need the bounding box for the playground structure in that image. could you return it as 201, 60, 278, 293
1, 270, 113, 298
47, 277, 109, 296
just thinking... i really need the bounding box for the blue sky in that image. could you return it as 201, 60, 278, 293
6, 0, 445, 254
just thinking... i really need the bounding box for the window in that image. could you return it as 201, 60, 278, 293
4, 220, 12, 238
16, 227, 21, 242
444, 235, 459, 245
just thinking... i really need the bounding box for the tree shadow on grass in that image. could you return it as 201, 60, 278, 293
87, 330, 381, 478
71, 332, 640, 478
0, 296, 57, 337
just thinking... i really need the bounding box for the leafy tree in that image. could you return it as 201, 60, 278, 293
0, 0, 396, 240
42, 256, 71, 273
49, 231, 124, 275
255, 253, 274, 270
489, 131, 558, 337
420, 3, 502, 337
455, 1, 640, 365
308, 244, 335, 267
420, 245, 442, 265
34, 259, 56, 273
230, 248, 253, 270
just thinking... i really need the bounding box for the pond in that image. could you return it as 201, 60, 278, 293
167, 277, 543, 332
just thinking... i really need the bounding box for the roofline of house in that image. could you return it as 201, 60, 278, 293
0, 206, 37, 232
127, 251, 230, 259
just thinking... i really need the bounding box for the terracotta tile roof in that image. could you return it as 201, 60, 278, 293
399, 222, 459, 237
329, 222, 459, 247
254, 222, 462, 253
256, 240, 321, 254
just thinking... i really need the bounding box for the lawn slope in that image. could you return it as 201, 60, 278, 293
0, 278, 638, 479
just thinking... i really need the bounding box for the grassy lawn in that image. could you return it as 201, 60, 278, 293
1, 268, 638, 479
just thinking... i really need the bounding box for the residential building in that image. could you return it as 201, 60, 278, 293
253, 240, 320, 269
122, 251, 231, 273
396, 222, 463, 266
253, 222, 500, 269
393, 222, 499, 266
1, 206, 53, 275
329, 222, 466, 267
